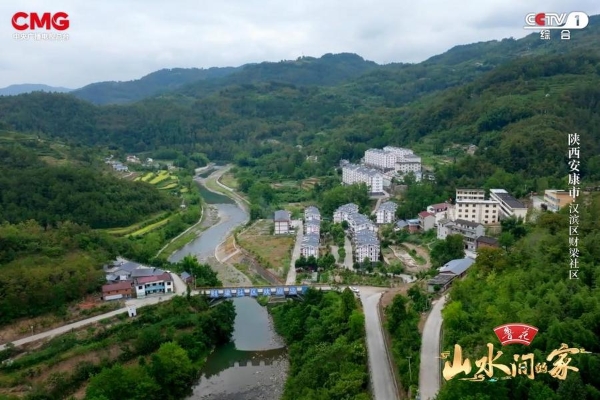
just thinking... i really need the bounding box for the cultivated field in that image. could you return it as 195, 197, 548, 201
237, 219, 295, 277
135, 170, 180, 191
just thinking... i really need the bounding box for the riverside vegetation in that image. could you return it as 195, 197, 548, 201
0, 294, 235, 400
270, 288, 371, 400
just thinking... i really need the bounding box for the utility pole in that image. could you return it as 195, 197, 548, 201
407, 356, 412, 383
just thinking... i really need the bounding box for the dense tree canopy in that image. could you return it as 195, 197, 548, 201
436, 194, 600, 400
0, 145, 178, 229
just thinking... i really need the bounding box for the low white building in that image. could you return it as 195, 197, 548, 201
347, 213, 377, 234
427, 203, 450, 226
395, 154, 422, 175
333, 203, 359, 223
375, 201, 398, 224
353, 230, 380, 263
274, 210, 292, 234
489, 189, 528, 221
437, 219, 485, 252
304, 206, 321, 221
305, 219, 320, 235
342, 163, 384, 194
300, 233, 320, 258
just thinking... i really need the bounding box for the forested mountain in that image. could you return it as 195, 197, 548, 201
436, 194, 600, 400
72, 66, 239, 105
0, 84, 72, 96
0, 19, 599, 183
71, 53, 378, 105
0, 143, 178, 228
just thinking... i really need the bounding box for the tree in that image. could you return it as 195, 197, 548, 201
498, 232, 515, 251
86, 364, 160, 400
148, 342, 197, 399
177, 255, 221, 287
430, 235, 465, 267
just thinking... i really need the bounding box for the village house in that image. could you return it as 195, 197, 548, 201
180, 272, 193, 284
134, 272, 174, 298
375, 201, 398, 224
394, 220, 408, 231
437, 219, 485, 252
427, 258, 475, 292
274, 210, 292, 235
476, 236, 500, 250
426, 202, 450, 226
406, 219, 420, 233
102, 281, 133, 301
418, 211, 436, 231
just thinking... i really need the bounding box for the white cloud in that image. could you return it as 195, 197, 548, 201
0, 0, 598, 88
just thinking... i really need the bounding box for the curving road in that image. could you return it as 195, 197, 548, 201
419, 294, 447, 400
361, 289, 400, 400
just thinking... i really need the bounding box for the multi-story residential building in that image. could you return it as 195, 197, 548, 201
364, 149, 396, 170
489, 189, 528, 220
427, 202, 450, 226
375, 201, 398, 224
418, 211, 436, 231
437, 219, 485, 251
300, 233, 320, 258
395, 154, 422, 175
134, 272, 174, 298
383, 146, 414, 160
353, 230, 380, 263
448, 188, 500, 225
304, 206, 321, 221
543, 189, 574, 212
342, 163, 384, 194
333, 203, 359, 223
274, 210, 292, 234
305, 219, 320, 235
347, 213, 377, 234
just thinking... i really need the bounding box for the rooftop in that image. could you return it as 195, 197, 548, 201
377, 201, 397, 212
476, 236, 499, 246
305, 206, 320, 214
274, 210, 291, 221
355, 230, 379, 245
429, 203, 449, 210
418, 211, 433, 218
102, 280, 133, 292
302, 233, 320, 247
131, 268, 165, 278
439, 258, 475, 276
137, 272, 172, 285
407, 219, 420, 225
335, 203, 359, 213
348, 213, 372, 225
490, 190, 527, 209
343, 163, 383, 177
180, 272, 191, 280
454, 219, 482, 229
428, 274, 455, 286
395, 220, 408, 228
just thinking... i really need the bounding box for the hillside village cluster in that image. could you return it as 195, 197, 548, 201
272, 146, 577, 292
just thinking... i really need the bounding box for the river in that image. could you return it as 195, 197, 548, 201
169, 169, 288, 400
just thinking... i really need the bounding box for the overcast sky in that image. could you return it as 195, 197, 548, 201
1, 0, 599, 89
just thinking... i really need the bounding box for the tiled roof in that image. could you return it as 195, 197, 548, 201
419, 211, 433, 218
102, 281, 132, 292
274, 210, 291, 221
439, 258, 475, 275
137, 272, 172, 285
377, 201, 397, 212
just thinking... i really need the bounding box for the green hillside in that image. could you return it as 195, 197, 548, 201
0, 142, 178, 229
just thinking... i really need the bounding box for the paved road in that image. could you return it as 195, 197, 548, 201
286, 220, 303, 285
361, 290, 400, 400
343, 236, 354, 269
419, 294, 447, 400
0, 273, 189, 352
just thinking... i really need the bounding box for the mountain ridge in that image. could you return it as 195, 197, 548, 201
0, 84, 72, 96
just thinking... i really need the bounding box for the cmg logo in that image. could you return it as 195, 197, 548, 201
11, 12, 69, 31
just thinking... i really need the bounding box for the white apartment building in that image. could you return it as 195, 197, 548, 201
347, 213, 377, 234
300, 234, 320, 258
342, 163, 384, 194
375, 201, 397, 224
304, 206, 321, 221
448, 189, 499, 225
333, 203, 359, 223
353, 230, 380, 263
455, 189, 486, 201
489, 189, 528, 220
364, 149, 396, 170
395, 154, 422, 174
383, 146, 413, 159
305, 219, 320, 235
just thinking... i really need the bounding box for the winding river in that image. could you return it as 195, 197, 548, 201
168, 169, 289, 400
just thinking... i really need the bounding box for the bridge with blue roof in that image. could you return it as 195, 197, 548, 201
197, 284, 335, 302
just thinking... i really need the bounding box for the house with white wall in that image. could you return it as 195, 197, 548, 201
375, 201, 397, 224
